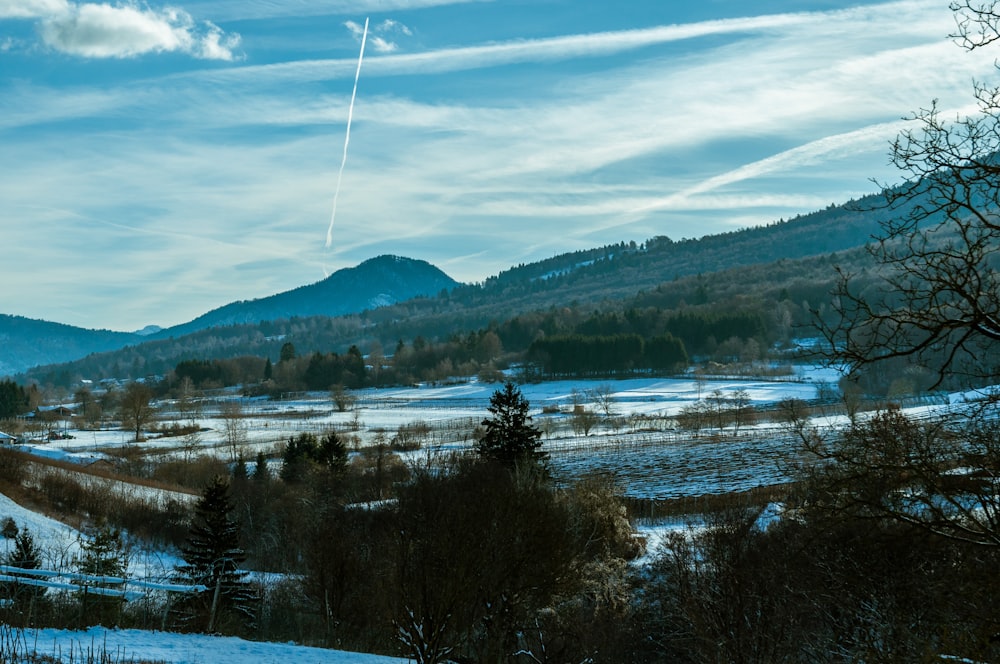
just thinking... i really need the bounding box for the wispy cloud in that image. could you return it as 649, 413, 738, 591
3, 0, 997, 329
195, 0, 491, 22
1, 0, 241, 59
346, 17, 411, 54
191, 11, 821, 86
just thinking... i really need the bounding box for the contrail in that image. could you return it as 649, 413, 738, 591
326, 17, 369, 248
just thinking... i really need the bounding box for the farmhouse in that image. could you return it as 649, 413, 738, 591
36, 405, 74, 419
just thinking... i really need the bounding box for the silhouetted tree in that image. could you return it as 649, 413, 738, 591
119, 382, 155, 442
476, 381, 545, 468
2, 528, 47, 626
174, 476, 255, 634
823, 2, 1000, 390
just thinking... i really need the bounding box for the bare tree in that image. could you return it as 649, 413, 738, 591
73, 386, 100, 428
729, 389, 754, 435
220, 400, 249, 463
119, 382, 155, 442
823, 3, 1000, 389
329, 384, 355, 413
590, 384, 615, 418
801, 407, 1000, 548
807, 2, 1000, 551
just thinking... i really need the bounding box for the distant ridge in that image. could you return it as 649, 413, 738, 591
8, 185, 920, 382
0, 256, 458, 377
154, 255, 460, 339
0, 315, 141, 376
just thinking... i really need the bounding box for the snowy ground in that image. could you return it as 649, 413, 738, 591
1, 368, 996, 662
9, 626, 406, 663
12, 368, 999, 504
12, 369, 989, 501
0, 495, 405, 663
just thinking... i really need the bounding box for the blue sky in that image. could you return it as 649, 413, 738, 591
2, 0, 997, 332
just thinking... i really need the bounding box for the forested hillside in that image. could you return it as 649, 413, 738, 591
20, 243, 874, 389
6, 186, 917, 385
155, 255, 459, 339
0, 315, 142, 376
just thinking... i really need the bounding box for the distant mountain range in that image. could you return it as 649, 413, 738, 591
0, 316, 140, 378
0, 255, 458, 376
4, 187, 926, 383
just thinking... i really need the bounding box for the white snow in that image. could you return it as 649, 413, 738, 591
1, 364, 997, 661
16, 626, 406, 663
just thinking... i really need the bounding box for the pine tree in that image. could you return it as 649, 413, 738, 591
7, 529, 40, 570
252, 451, 270, 483
476, 381, 546, 469
280, 433, 317, 484
317, 431, 348, 475
174, 476, 255, 633
2, 528, 47, 625
76, 525, 127, 626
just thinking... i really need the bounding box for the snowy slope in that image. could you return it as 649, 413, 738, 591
17, 626, 406, 663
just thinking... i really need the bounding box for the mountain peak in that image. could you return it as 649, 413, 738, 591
133, 325, 163, 336
159, 255, 459, 337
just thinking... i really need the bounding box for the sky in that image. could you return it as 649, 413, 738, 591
2, 0, 998, 332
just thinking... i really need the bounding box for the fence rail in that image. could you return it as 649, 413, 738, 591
0, 564, 204, 600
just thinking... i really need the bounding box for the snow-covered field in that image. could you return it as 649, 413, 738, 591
11, 369, 991, 503
13, 373, 830, 498
0, 476, 404, 663
16, 366, 987, 503
1, 368, 996, 663
7, 626, 406, 663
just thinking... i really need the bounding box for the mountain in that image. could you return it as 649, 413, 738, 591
154, 255, 459, 339
15, 191, 897, 386
0, 315, 143, 376
0, 256, 460, 377
134, 325, 163, 336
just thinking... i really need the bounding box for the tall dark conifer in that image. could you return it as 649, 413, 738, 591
477, 381, 546, 469
174, 476, 255, 633
2, 528, 46, 625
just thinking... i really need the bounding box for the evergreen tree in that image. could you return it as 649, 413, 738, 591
252, 451, 270, 483
3, 528, 47, 626
0, 379, 28, 420
174, 476, 255, 633
317, 431, 348, 475
232, 455, 248, 482
76, 525, 127, 626
8, 528, 41, 569
476, 381, 546, 468
280, 433, 317, 484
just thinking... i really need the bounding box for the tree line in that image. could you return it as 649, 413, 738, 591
528, 333, 688, 376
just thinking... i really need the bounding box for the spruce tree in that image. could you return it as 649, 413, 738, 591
174, 476, 255, 633
7, 529, 40, 570
76, 525, 127, 627
3, 528, 47, 625
317, 431, 348, 475
252, 451, 270, 483
476, 381, 546, 469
